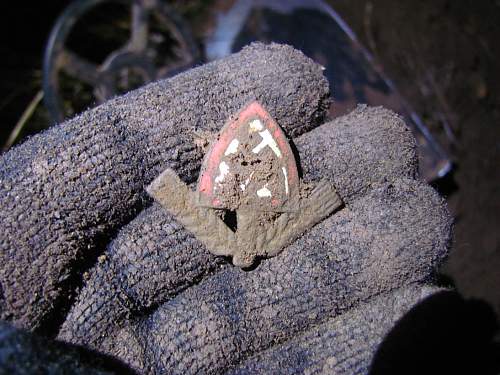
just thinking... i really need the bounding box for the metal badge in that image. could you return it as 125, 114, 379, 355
147, 101, 342, 268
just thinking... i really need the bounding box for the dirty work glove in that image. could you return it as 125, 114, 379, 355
0, 43, 451, 374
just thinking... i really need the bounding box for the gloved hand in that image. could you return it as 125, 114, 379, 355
0, 43, 452, 374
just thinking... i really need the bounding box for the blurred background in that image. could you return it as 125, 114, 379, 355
0, 0, 498, 323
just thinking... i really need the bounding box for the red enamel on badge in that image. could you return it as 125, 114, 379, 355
197, 101, 299, 212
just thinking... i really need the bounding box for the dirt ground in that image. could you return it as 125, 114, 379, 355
0, 0, 499, 320
328, 0, 500, 320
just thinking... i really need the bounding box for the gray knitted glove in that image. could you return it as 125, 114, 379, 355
0, 43, 452, 374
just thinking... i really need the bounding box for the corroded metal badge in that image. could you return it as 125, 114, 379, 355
147, 101, 342, 268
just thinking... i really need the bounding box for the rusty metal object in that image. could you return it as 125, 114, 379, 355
43, 0, 199, 123
148, 102, 342, 267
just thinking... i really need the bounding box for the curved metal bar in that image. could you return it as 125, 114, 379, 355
43, 0, 200, 124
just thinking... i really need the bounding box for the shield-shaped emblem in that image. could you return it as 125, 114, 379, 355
197, 102, 299, 212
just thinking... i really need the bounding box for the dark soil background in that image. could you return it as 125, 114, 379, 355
331, 0, 500, 320
0, 0, 499, 325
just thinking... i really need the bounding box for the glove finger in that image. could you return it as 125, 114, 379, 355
5, 287, 497, 374
231, 286, 499, 375
298, 104, 418, 202
58, 203, 224, 347
228, 284, 441, 375
0, 43, 330, 330
61, 174, 450, 373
